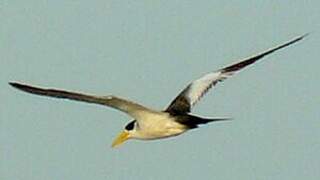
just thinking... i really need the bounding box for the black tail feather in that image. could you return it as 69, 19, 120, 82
175, 114, 232, 129
198, 117, 232, 124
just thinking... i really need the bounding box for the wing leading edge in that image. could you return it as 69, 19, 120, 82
166, 34, 308, 114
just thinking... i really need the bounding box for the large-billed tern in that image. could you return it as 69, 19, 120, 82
9, 34, 307, 147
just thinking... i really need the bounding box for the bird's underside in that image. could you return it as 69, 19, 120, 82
9, 34, 307, 147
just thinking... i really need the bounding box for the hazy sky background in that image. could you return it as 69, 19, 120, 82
1, 1, 319, 180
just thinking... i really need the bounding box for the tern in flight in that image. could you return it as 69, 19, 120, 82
10, 34, 306, 147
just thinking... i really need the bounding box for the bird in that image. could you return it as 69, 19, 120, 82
9, 34, 307, 148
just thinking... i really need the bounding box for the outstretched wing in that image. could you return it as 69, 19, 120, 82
9, 82, 152, 119
166, 34, 307, 114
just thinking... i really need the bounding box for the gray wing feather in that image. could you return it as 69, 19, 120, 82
166, 34, 307, 114
9, 82, 151, 119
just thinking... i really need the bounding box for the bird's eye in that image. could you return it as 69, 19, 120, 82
125, 120, 136, 131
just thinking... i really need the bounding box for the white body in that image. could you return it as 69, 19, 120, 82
132, 111, 187, 140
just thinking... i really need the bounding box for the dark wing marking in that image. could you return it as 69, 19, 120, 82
9, 82, 152, 119
166, 34, 307, 114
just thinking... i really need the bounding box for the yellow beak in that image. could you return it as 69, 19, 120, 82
111, 131, 130, 148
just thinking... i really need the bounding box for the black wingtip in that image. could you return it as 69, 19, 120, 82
9, 82, 24, 89
9, 81, 19, 88
9, 82, 34, 93
294, 33, 309, 42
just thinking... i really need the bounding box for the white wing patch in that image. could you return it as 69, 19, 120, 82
166, 34, 307, 114
186, 71, 234, 107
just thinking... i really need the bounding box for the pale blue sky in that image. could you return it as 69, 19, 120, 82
1, 1, 319, 180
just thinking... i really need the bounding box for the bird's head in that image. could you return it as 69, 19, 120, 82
111, 120, 138, 148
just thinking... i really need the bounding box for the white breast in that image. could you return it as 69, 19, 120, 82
134, 112, 187, 140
